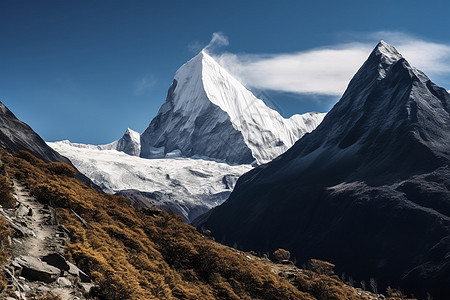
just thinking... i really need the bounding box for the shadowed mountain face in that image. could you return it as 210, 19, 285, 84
197, 42, 450, 299
0, 101, 70, 163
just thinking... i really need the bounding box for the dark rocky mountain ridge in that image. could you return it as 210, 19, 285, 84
197, 41, 450, 299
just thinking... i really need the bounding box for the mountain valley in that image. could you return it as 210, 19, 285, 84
0, 41, 448, 300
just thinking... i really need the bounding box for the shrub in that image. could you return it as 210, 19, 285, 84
294, 270, 362, 300
307, 259, 335, 276
0, 174, 15, 208
46, 162, 76, 177
15, 150, 43, 166
273, 248, 290, 262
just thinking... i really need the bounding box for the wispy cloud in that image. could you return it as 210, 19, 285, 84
204, 32, 229, 51
188, 32, 230, 54
212, 32, 450, 96
133, 75, 157, 96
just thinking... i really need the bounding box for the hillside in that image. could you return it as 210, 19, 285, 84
0, 150, 408, 300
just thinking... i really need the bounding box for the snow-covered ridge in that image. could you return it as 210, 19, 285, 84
140, 50, 326, 164
200, 50, 325, 163
60, 128, 141, 156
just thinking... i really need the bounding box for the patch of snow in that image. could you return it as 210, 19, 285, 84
165, 149, 182, 158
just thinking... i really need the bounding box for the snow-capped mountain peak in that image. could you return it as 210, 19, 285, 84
375, 40, 402, 60
140, 50, 325, 164
57, 128, 142, 156
113, 128, 141, 156
265, 41, 450, 182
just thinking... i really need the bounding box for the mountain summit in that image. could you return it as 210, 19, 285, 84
140, 50, 325, 164
249, 40, 450, 184
198, 42, 450, 299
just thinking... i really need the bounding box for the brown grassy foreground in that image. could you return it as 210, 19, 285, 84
0, 151, 411, 299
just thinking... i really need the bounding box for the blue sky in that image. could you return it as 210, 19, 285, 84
1, 0, 449, 144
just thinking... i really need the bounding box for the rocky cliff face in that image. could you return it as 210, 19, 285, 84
197, 41, 450, 299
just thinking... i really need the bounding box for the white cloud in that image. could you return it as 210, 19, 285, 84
204, 32, 229, 51
212, 32, 450, 96
133, 75, 157, 96
188, 32, 230, 54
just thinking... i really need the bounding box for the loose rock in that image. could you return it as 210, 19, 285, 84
14, 255, 60, 283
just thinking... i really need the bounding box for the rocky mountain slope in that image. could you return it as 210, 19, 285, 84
197, 41, 450, 299
0, 101, 69, 163
140, 50, 325, 164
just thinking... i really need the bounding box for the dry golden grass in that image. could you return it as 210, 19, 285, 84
0, 174, 15, 208
0, 215, 12, 292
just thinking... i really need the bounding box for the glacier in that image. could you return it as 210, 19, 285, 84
48, 140, 252, 222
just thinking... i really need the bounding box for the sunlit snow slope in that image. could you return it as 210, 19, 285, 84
48, 140, 251, 222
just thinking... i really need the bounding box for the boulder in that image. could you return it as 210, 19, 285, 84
57, 277, 72, 287
14, 255, 60, 283
79, 282, 95, 294
67, 262, 90, 282
15, 203, 29, 217
41, 253, 69, 273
